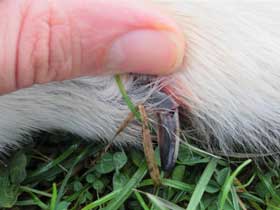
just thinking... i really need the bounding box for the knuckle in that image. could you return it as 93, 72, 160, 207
17, 0, 72, 87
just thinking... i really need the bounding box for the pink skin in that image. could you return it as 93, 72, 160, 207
0, 0, 185, 94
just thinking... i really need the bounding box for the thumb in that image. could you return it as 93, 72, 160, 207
0, 0, 185, 94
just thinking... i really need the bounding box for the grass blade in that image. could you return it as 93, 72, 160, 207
28, 144, 78, 178
105, 161, 147, 210
134, 191, 150, 210
81, 189, 121, 210
20, 186, 52, 198
50, 183, 57, 210
231, 186, 240, 210
161, 179, 194, 192
257, 171, 280, 203
115, 74, 141, 121
218, 159, 252, 210
56, 145, 92, 205
186, 158, 218, 210
144, 192, 185, 210
239, 192, 264, 205
29, 192, 48, 210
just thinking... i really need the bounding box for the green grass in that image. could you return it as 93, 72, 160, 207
0, 132, 280, 210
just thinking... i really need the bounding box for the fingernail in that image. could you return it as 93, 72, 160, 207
105, 30, 184, 75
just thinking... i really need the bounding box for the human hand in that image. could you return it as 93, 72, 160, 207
0, 0, 185, 94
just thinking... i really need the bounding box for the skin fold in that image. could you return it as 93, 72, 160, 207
1, 0, 280, 160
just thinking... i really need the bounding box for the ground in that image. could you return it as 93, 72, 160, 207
0, 132, 279, 210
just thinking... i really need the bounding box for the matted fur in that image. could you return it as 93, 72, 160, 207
1, 0, 280, 157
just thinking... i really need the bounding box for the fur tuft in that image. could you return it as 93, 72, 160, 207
160, 0, 280, 156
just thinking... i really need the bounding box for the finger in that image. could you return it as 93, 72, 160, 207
0, 0, 185, 94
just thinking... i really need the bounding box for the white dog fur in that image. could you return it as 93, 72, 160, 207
1, 0, 280, 157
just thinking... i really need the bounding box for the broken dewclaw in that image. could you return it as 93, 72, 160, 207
149, 91, 180, 172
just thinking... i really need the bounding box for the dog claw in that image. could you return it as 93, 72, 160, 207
149, 91, 180, 172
